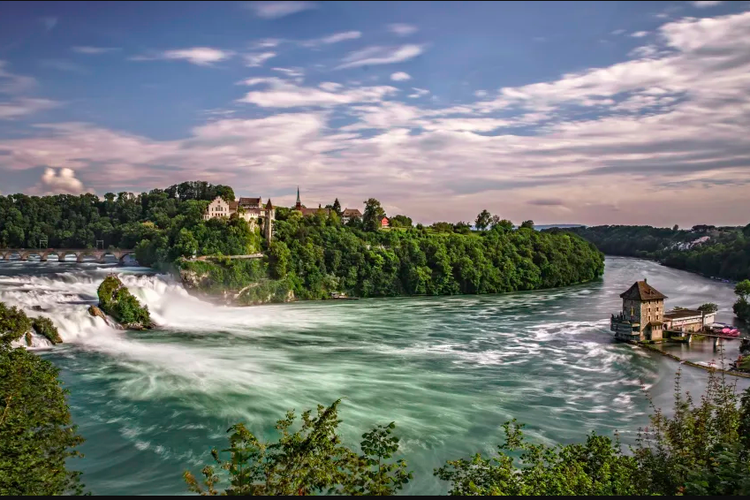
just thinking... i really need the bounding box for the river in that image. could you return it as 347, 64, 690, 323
0, 256, 746, 495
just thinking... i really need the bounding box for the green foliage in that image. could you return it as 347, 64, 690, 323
184, 400, 411, 496
697, 302, 719, 314
436, 419, 643, 495
31, 316, 62, 344
97, 275, 152, 327
0, 302, 31, 345
520, 220, 534, 229
632, 370, 750, 495
389, 215, 413, 228
437, 369, 750, 496
270, 215, 604, 301
734, 280, 750, 322
563, 224, 750, 281
0, 345, 85, 495
332, 198, 342, 217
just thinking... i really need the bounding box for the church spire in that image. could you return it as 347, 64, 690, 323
295, 186, 302, 210
296, 186, 300, 205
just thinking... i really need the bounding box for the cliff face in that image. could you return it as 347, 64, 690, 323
96, 275, 153, 330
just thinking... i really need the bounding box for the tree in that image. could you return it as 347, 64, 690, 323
475, 210, 492, 231
453, 221, 472, 235
0, 302, 31, 345
0, 344, 85, 495
431, 222, 454, 233
672, 224, 679, 231
520, 220, 535, 230
267, 241, 291, 279
184, 400, 411, 496
735, 279, 750, 322
332, 198, 342, 217
491, 218, 513, 233
362, 198, 386, 232
389, 215, 413, 228
698, 303, 719, 314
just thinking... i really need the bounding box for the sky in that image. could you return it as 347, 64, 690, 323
1, 0, 749, 227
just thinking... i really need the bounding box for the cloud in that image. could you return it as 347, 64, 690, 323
37, 167, 87, 195
272, 67, 305, 78
388, 23, 418, 36
237, 78, 397, 108
630, 31, 649, 38
39, 59, 88, 74
5, 11, 750, 226
244, 52, 277, 67
408, 87, 429, 98
39, 17, 58, 31
691, 1, 723, 7
72, 46, 120, 54
611, 29, 626, 35
0, 61, 37, 94
0, 98, 58, 120
302, 31, 361, 48
337, 44, 425, 69
252, 38, 284, 49
250, 1, 317, 19
131, 47, 233, 66
390, 72, 411, 81
474, 90, 488, 98
528, 198, 566, 206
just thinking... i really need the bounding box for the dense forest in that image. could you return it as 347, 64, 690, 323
558, 224, 750, 282
0, 183, 604, 301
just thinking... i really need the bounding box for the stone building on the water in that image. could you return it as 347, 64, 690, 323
203, 196, 275, 242
610, 279, 667, 341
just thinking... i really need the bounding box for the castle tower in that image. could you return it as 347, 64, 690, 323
264, 199, 274, 243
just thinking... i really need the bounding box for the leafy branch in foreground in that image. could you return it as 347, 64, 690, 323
184, 399, 411, 496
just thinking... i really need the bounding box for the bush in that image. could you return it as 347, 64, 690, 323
31, 316, 62, 344
184, 400, 411, 495
97, 275, 152, 327
0, 345, 85, 495
0, 302, 31, 345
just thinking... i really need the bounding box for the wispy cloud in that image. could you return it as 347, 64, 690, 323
272, 67, 305, 78
630, 31, 649, 38
528, 198, 566, 206
244, 52, 277, 67
0, 61, 37, 94
131, 47, 234, 66
407, 87, 429, 98
237, 78, 397, 108
611, 29, 626, 35
252, 38, 284, 49
691, 1, 723, 7
39, 59, 88, 74
390, 72, 411, 81
39, 17, 58, 31
72, 46, 120, 55
302, 31, 361, 48
337, 44, 425, 69
0, 98, 58, 120
388, 23, 418, 36
249, 1, 317, 19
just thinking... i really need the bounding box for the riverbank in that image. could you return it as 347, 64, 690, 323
627, 339, 750, 379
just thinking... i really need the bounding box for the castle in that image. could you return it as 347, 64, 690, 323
203, 196, 275, 242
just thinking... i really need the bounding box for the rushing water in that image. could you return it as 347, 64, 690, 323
0, 257, 747, 495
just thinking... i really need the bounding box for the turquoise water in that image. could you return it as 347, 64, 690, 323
0, 257, 746, 494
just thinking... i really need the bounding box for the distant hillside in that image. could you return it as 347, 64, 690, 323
553, 224, 750, 281
534, 224, 586, 231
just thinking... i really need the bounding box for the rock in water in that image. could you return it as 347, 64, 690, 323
96, 275, 153, 330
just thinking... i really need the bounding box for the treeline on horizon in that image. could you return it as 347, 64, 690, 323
0, 181, 605, 300
557, 224, 750, 282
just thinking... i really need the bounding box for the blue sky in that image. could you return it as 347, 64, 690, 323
1, 1, 749, 226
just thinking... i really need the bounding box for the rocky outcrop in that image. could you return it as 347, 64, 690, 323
31, 316, 62, 344
96, 275, 153, 330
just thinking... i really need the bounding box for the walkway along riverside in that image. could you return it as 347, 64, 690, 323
0, 248, 134, 263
